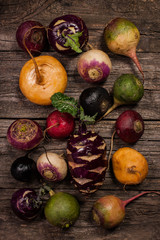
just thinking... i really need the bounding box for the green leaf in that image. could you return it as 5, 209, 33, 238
63, 32, 83, 53
79, 106, 97, 124
51, 92, 79, 117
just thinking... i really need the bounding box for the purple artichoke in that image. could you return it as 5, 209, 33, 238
67, 124, 107, 194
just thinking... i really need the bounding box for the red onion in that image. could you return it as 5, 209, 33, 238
77, 49, 112, 83
48, 14, 88, 55
7, 119, 43, 150
16, 20, 47, 55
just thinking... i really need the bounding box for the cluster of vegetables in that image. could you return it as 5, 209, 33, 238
7, 14, 160, 230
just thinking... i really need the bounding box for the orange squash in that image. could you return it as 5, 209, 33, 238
112, 147, 148, 185
19, 55, 67, 105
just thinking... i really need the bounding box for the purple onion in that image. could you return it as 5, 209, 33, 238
48, 14, 88, 55
77, 49, 112, 83
16, 20, 47, 55
7, 119, 44, 150
11, 188, 41, 220
67, 124, 107, 194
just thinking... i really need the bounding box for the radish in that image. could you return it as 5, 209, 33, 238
36, 152, 68, 182
16, 20, 47, 55
7, 119, 43, 150
92, 191, 160, 229
104, 18, 144, 80
46, 110, 75, 139
77, 49, 112, 83
99, 74, 144, 120
67, 123, 107, 194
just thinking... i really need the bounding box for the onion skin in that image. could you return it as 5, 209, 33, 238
11, 188, 41, 220
48, 14, 88, 55
7, 119, 43, 150
16, 21, 47, 55
19, 55, 67, 105
116, 110, 144, 143
78, 50, 112, 83
37, 152, 68, 182
67, 124, 107, 194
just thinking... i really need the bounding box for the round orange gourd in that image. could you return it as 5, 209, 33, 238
19, 55, 67, 105
112, 147, 148, 185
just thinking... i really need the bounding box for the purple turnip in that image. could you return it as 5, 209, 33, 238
67, 123, 107, 194
104, 18, 144, 80
11, 188, 42, 220
37, 152, 68, 182
77, 49, 112, 83
92, 191, 160, 229
7, 119, 44, 150
16, 20, 47, 55
48, 14, 88, 55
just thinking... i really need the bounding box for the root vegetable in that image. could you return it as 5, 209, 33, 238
104, 18, 144, 80
46, 110, 75, 139
11, 188, 41, 220
92, 191, 160, 229
67, 123, 107, 194
100, 74, 144, 119
112, 147, 148, 185
44, 192, 80, 228
77, 49, 112, 83
48, 14, 88, 55
79, 86, 111, 120
19, 55, 67, 105
11, 153, 38, 182
37, 152, 67, 182
7, 119, 43, 150
16, 20, 47, 55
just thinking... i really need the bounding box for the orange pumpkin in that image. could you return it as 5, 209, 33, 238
19, 55, 67, 105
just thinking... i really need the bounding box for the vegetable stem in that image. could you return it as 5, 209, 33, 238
22, 26, 45, 85
122, 191, 160, 207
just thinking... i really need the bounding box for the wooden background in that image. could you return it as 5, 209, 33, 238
0, 0, 160, 239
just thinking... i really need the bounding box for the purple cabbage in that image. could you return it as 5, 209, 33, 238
67, 124, 107, 194
48, 14, 88, 55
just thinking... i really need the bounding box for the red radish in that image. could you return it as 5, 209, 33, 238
16, 20, 47, 55
77, 49, 112, 83
104, 18, 144, 81
46, 110, 75, 139
92, 191, 160, 229
7, 119, 43, 150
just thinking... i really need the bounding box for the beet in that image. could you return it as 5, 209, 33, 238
48, 14, 88, 55
67, 124, 107, 194
116, 110, 144, 143
16, 20, 47, 55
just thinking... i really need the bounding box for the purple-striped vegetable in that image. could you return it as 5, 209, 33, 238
67, 124, 107, 194
11, 188, 41, 220
48, 14, 88, 55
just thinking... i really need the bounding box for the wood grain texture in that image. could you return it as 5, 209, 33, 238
0, 0, 160, 239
